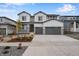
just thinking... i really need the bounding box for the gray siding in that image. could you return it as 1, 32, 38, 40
64, 20, 72, 32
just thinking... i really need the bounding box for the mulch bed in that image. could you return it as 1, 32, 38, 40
8, 38, 33, 42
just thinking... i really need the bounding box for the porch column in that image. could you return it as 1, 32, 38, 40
28, 24, 30, 33
43, 27, 45, 35
61, 27, 64, 35
6, 27, 8, 35
34, 27, 36, 34
73, 21, 76, 32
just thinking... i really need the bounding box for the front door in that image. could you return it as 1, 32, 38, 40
29, 24, 34, 32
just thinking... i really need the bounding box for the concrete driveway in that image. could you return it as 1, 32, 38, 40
23, 35, 79, 56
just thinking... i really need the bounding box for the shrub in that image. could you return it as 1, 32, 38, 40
2, 51, 9, 54
29, 32, 34, 37
17, 43, 22, 49
26, 34, 34, 41
4, 46, 10, 49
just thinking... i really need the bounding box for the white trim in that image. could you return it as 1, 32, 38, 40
73, 21, 76, 32
43, 27, 45, 34
61, 27, 64, 35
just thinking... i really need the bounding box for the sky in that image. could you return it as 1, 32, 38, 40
0, 3, 79, 20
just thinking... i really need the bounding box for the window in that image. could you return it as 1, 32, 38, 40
48, 16, 53, 19
0, 18, 3, 22
70, 17, 73, 20
22, 16, 26, 21
22, 25, 24, 29
53, 16, 57, 20
73, 17, 75, 19
38, 16, 43, 21
69, 17, 76, 20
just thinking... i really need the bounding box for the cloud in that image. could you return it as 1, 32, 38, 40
0, 3, 26, 8
0, 3, 35, 15
4, 3, 26, 6
56, 4, 76, 13
0, 3, 35, 9
0, 9, 16, 13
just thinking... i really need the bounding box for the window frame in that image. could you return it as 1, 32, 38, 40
22, 16, 26, 21
38, 16, 43, 21
0, 18, 3, 22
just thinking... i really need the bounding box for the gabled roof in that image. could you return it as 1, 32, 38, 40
34, 11, 59, 16
17, 11, 31, 16
34, 11, 47, 16
0, 16, 16, 23
47, 14, 59, 16
61, 15, 79, 17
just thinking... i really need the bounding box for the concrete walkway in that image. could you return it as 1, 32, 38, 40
23, 35, 79, 56
0, 42, 31, 46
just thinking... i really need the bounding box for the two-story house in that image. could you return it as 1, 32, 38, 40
18, 11, 64, 35
0, 17, 16, 35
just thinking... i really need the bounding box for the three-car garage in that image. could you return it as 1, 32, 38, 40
34, 20, 64, 35
35, 27, 62, 35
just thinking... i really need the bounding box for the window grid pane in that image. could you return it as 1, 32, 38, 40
22, 16, 26, 21
38, 16, 42, 21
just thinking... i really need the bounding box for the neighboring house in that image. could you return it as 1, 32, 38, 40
59, 16, 79, 33
18, 11, 64, 35
0, 17, 16, 35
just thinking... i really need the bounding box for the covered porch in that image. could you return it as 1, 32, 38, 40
70, 20, 79, 32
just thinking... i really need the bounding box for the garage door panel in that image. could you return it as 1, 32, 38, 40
45, 27, 61, 34
35, 27, 43, 34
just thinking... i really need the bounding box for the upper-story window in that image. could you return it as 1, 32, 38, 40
77, 17, 79, 20
53, 16, 57, 20
69, 17, 76, 20
48, 16, 53, 20
22, 16, 26, 21
0, 18, 3, 22
73, 17, 75, 19
38, 16, 43, 21
73, 17, 76, 20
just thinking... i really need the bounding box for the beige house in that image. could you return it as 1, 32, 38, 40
0, 17, 16, 35
18, 11, 64, 35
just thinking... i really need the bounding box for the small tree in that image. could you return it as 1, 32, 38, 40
16, 19, 22, 34
16, 19, 23, 47
16, 19, 23, 40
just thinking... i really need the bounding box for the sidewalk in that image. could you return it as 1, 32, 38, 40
0, 42, 31, 46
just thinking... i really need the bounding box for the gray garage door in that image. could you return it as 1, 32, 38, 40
0, 28, 6, 35
35, 27, 43, 34
45, 27, 61, 35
